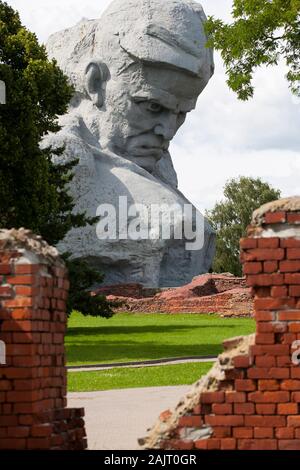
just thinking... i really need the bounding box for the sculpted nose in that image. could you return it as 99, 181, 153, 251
154, 113, 178, 140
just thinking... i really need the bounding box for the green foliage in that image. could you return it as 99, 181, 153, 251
206, 0, 300, 99
0, 1, 97, 244
0, 2, 113, 318
206, 177, 281, 276
64, 256, 115, 318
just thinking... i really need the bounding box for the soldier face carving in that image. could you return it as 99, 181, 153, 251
93, 64, 203, 173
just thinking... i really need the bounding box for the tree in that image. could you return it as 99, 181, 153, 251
206, 177, 281, 276
206, 0, 300, 100
0, 1, 113, 317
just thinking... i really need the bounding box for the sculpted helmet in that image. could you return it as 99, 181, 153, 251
46, 0, 214, 94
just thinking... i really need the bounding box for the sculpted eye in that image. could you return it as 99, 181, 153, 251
146, 102, 163, 113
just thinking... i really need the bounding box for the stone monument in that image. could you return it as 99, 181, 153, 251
42, 0, 215, 287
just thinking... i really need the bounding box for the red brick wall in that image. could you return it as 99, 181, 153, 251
142, 198, 300, 451
0, 229, 87, 450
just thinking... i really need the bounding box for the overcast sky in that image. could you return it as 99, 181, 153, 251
5, 0, 300, 212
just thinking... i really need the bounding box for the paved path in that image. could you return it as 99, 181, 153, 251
68, 356, 217, 372
68, 385, 190, 450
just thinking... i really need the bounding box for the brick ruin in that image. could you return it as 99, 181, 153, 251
140, 197, 300, 451
96, 274, 253, 317
0, 229, 87, 450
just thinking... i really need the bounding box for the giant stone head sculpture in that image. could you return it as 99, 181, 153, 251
44, 0, 216, 287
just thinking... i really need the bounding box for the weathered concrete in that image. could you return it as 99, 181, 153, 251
68, 386, 189, 450
43, 0, 215, 287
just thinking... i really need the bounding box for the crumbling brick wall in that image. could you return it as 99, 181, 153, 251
140, 197, 300, 451
0, 229, 87, 450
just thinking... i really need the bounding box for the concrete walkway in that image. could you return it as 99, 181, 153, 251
68, 385, 190, 450
68, 356, 217, 372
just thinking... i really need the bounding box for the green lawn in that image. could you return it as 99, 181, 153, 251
68, 362, 214, 392
66, 312, 255, 366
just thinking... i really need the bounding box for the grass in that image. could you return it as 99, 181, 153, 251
68, 362, 214, 392
66, 312, 255, 366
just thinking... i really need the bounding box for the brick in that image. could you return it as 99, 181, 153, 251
240, 238, 257, 249
172, 440, 194, 450
194, 440, 208, 450
280, 380, 300, 391
4, 297, 34, 308
233, 427, 253, 439
220, 438, 236, 450
245, 248, 285, 261
269, 368, 290, 379
285, 274, 300, 284
254, 427, 273, 438
0, 286, 14, 298
276, 427, 294, 439
0, 439, 26, 450
212, 427, 231, 438
225, 392, 246, 403
287, 248, 300, 259
287, 416, 300, 427
233, 355, 252, 368
287, 213, 300, 224
281, 239, 300, 248
255, 356, 276, 367
264, 211, 286, 224
291, 368, 300, 378
248, 275, 284, 288
212, 403, 232, 415
255, 334, 275, 345
264, 261, 278, 273
254, 311, 274, 321
178, 415, 202, 427
14, 265, 40, 274
278, 403, 298, 414
238, 438, 277, 450
251, 344, 290, 356
243, 262, 262, 274
289, 321, 300, 333
247, 368, 271, 379
0, 264, 11, 275
6, 426, 30, 438
271, 286, 288, 298
254, 286, 270, 298
235, 379, 256, 391
289, 286, 300, 296
258, 380, 280, 391
292, 392, 300, 402
258, 238, 279, 248
14, 286, 39, 296
206, 439, 221, 450
200, 391, 224, 404
6, 275, 36, 285
280, 260, 300, 272
254, 297, 293, 310
234, 403, 255, 414
256, 322, 286, 333
278, 311, 300, 321
278, 440, 300, 450
249, 391, 289, 402
27, 438, 51, 450
256, 404, 276, 414
277, 355, 293, 367
205, 415, 244, 427
245, 415, 286, 427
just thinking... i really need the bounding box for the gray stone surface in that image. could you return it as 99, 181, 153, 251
42, 0, 215, 287
68, 386, 189, 450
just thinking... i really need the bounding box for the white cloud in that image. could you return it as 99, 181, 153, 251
5, 0, 300, 212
